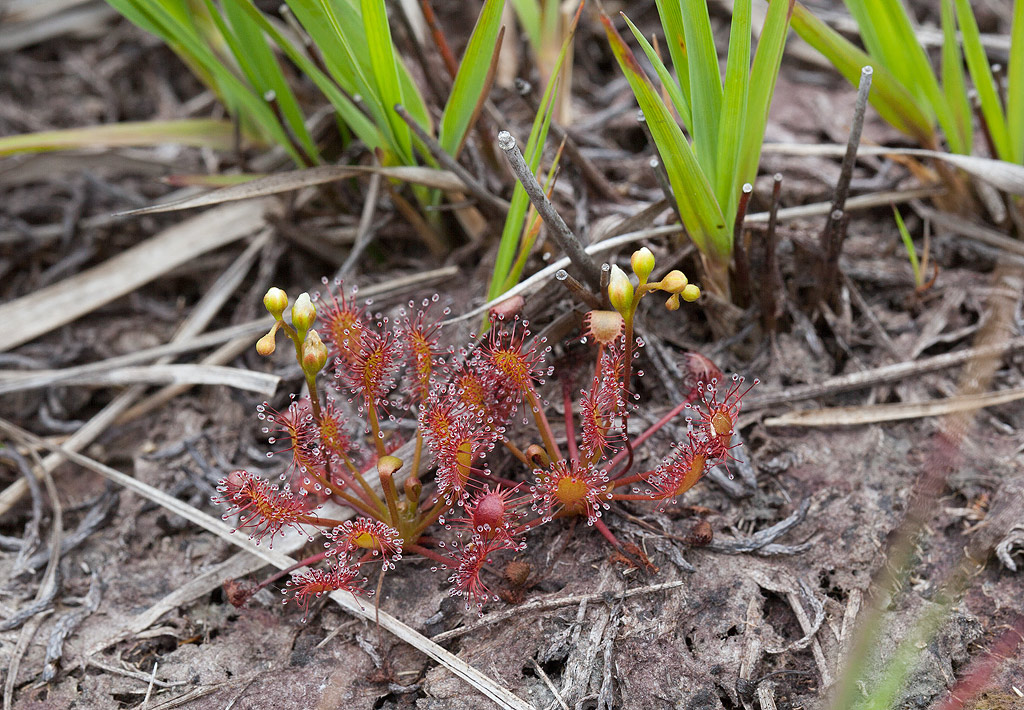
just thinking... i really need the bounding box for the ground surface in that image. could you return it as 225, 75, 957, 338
2, 2, 1024, 709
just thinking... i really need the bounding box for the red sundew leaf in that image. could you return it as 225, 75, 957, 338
284, 562, 366, 621
479, 316, 550, 399
399, 295, 447, 403
448, 536, 515, 613
685, 374, 758, 448
644, 431, 718, 504
318, 285, 367, 367
213, 470, 313, 547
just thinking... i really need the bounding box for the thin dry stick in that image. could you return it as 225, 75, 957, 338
830, 67, 873, 217
497, 129, 602, 290
337, 167, 383, 278
764, 385, 1024, 428
760, 174, 784, 333
742, 335, 1024, 413
0, 320, 269, 388
555, 269, 603, 309
0, 363, 279, 396
394, 103, 510, 218
0, 199, 277, 352
530, 658, 570, 710
0, 420, 533, 710
732, 183, 755, 306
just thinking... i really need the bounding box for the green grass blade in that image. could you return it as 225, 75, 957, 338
850, 603, 951, 710
0, 119, 236, 156
842, 0, 885, 68
361, 0, 412, 163
220, 0, 319, 162
486, 2, 581, 302
225, 0, 384, 153
285, 0, 400, 157
653, 0, 691, 107
955, 0, 1011, 161
103, 0, 222, 105
1006, 0, 1024, 162
715, 0, 751, 220
940, 0, 972, 154
439, 0, 505, 158
892, 206, 921, 287
790, 2, 935, 145
874, 0, 953, 134
621, 13, 692, 129
678, 0, 723, 187
109, 0, 302, 161
738, 0, 791, 198
510, 0, 541, 52
603, 13, 728, 261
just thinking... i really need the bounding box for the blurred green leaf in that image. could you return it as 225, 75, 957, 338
0, 119, 236, 156
603, 12, 727, 261
439, 0, 505, 158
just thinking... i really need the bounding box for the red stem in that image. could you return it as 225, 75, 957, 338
607, 396, 693, 475
250, 548, 332, 595
407, 542, 452, 567
593, 517, 622, 548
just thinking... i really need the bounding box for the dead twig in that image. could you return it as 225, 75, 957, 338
743, 336, 1024, 413
497, 129, 602, 290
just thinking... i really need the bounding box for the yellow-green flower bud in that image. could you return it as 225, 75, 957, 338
256, 331, 277, 356
607, 265, 634, 316
665, 294, 680, 311
300, 329, 328, 377
681, 284, 701, 302
659, 270, 688, 294
263, 287, 288, 320
291, 292, 316, 334
630, 247, 655, 284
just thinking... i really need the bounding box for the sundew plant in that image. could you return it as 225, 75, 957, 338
213, 250, 757, 615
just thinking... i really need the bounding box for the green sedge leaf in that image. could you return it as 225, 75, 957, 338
603, 13, 728, 261
226, 0, 384, 153
510, 0, 541, 52
0, 119, 236, 156
439, 0, 505, 158
940, 0, 972, 154
789, 1, 935, 146
361, 0, 412, 163
954, 0, 1011, 161
892, 206, 921, 287
678, 0, 723, 186
214, 0, 319, 163
715, 0, 751, 220
621, 13, 692, 129
653, 0, 691, 110
738, 0, 792, 200
486, 2, 582, 302
1006, 0, 1024, 162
